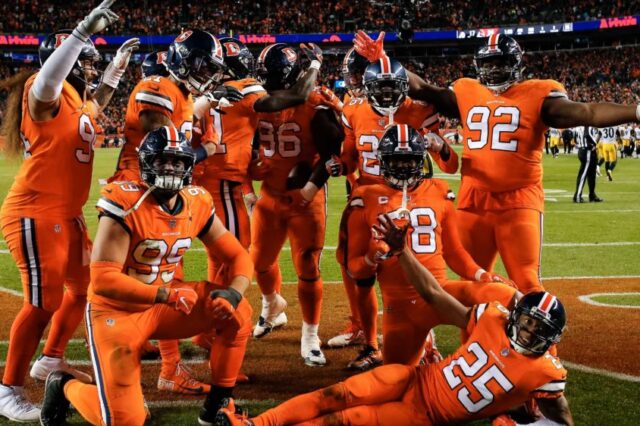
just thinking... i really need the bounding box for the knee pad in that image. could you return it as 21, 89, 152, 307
255, 262, 278, 277
109, 345, 139, 386
294, 248, 322, 278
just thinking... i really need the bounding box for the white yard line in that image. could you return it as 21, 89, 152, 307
563, 361, 640, 383
577, 292, 640, 309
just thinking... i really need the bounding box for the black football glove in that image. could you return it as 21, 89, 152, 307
210, 287, 242, 309
372, 213, 409, 256
299, 43, 323, 68
207, 85, 244, 103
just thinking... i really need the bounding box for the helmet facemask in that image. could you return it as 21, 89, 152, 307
507, 307, 563, 356
379, 152, 425, 190
175, 53, 225, 95
365, 78, 408, 116
139, 150, 195, 199
474, 53, 522, 93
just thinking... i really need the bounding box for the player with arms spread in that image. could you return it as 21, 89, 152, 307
355, 31, 640, 294
38, 127, 254, 426
249, 43, 344, 366
0, 1, 137, 421
216, 213, 573, 426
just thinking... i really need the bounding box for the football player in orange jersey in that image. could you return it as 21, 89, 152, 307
0, 1, 137, 421
355, 31, 640, 294
216, 221, 573, 426
110, 29, 231, 183
38, 127, 254, 426
328, 55, 459, 367
249, 43, 344, 366
344, 124, 517, 368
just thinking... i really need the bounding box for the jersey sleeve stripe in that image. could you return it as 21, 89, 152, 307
475, 303, 488, 321
420, 114, 439, 129
241, 85, 266, 95
534, 381, 566, 393
135, 92, 174, 112
341, 113, 352, 129
349, 197, 364, 207
546, 90, 568, 99
97, 197, 127, 219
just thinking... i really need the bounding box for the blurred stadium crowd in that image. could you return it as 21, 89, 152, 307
1, 0, 639, 34
2, 45, 639, 135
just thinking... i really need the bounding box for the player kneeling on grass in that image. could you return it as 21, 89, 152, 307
216, 215, 573, 426
39, 126, 254, 426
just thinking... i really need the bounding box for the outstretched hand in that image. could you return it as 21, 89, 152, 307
353, 31, 386, 62
372, 213, 409, 256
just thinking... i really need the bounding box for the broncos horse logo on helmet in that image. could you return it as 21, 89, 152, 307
39, 30, 101, 91
363, 56, 409, 116
256, 43, 303, 91
141, 51, 169, 78
377, 124, 432, 190
165, 29, 226, 95
474, 33, 524, 93
218, 37, 255, 80
342, 47, 369, 98
507, 291, 566, 356
139, 126, 196, 198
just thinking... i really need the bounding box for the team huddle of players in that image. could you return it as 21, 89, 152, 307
2, 1, 640, 425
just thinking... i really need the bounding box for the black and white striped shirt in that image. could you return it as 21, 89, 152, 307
573, 126, 598, 149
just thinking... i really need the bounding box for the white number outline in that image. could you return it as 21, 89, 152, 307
128, 238, 192, 284
76, 114, 96, 163
258, 120, 302, 158
466, 106, 521, 152
358, 134, 380, 176
386, 207, 437, 254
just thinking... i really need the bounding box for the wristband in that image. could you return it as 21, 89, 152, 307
474, 268, 487, 281
102, 63, 125, 89
309, 60, 321, 70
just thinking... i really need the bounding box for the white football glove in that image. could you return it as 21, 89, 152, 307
244, 192, 258, 216
75, 0, 119, 40
103, 37, 140, 88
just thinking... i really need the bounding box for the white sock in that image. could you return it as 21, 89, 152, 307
263, 293, 278, 304
302, 322, 319, 340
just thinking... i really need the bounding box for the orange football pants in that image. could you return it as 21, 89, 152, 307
251, 364, 432, 426
381, 281, 517, 365
1, 215, 90, 385
65, 281, 252, 426
457, 208, 544, 293
250, 188, 326, 324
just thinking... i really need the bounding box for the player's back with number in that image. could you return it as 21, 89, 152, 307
116, 76, 193, 176
92, 180, 214, 312
423, 302, 566, 424
2, 74, 98, 219
257, 95, 322, 194
452, 78, 566, 193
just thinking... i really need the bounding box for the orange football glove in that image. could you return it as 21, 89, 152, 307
312, 86, 343, 113
285, 189, 311, 208
248, 157, 271, 181
209, 288, 242, 321
365, 240, 390, 266
353, 30, 387, 62
166, 288, 198, 315
476, 270, 517, 288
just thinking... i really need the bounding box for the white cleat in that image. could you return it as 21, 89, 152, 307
327, 318, 366, 348
30, 355, 93, 384
0, 384, 41, 423
301, 337, 326, 367
253, 294, 288, 338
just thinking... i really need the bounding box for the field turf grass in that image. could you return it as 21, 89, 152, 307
1, 147, 639, 425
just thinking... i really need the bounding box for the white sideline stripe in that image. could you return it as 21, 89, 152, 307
551, 209, 640, 213
563, 361, 640, 383
146, 398, 279, 409
0, 338, 85, 345
577, 292, 640, 309
0, 358, 207, 368
542, 275, 640, 281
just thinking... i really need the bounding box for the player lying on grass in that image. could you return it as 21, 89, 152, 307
216, 213, 573, 426
39, 126, 254, 426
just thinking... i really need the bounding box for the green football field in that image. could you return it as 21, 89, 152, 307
1, 147, 639, 425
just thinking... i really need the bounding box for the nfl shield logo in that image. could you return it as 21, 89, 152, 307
53, 224, 62, 233
168, 220, 177, 229
378, 119, 386, 126
501, 348, 509, 357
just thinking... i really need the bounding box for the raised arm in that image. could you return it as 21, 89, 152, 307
92, 37, 140, 111
29, 0, 119, 120
373, 214, 470, 329
541, 97, 638, 129
406, 70, 460, 119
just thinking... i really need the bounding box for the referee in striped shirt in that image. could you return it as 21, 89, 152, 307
573, 126, 603, 203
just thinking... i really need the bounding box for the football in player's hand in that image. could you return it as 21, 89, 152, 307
286, 162, 312, 190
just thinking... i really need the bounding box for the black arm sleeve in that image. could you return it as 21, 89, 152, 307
309, 109, 345, 187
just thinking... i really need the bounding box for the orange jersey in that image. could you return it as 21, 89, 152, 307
1, 73, 99, 220
256, 91, 328, 194
452, 78, 567, 210
199, 78, 267, 183
91, 181, 215, 312
341, 97, 454, 186
422, 302, 567, 424
116, 76, 193, 173
346, 179, 480, 299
